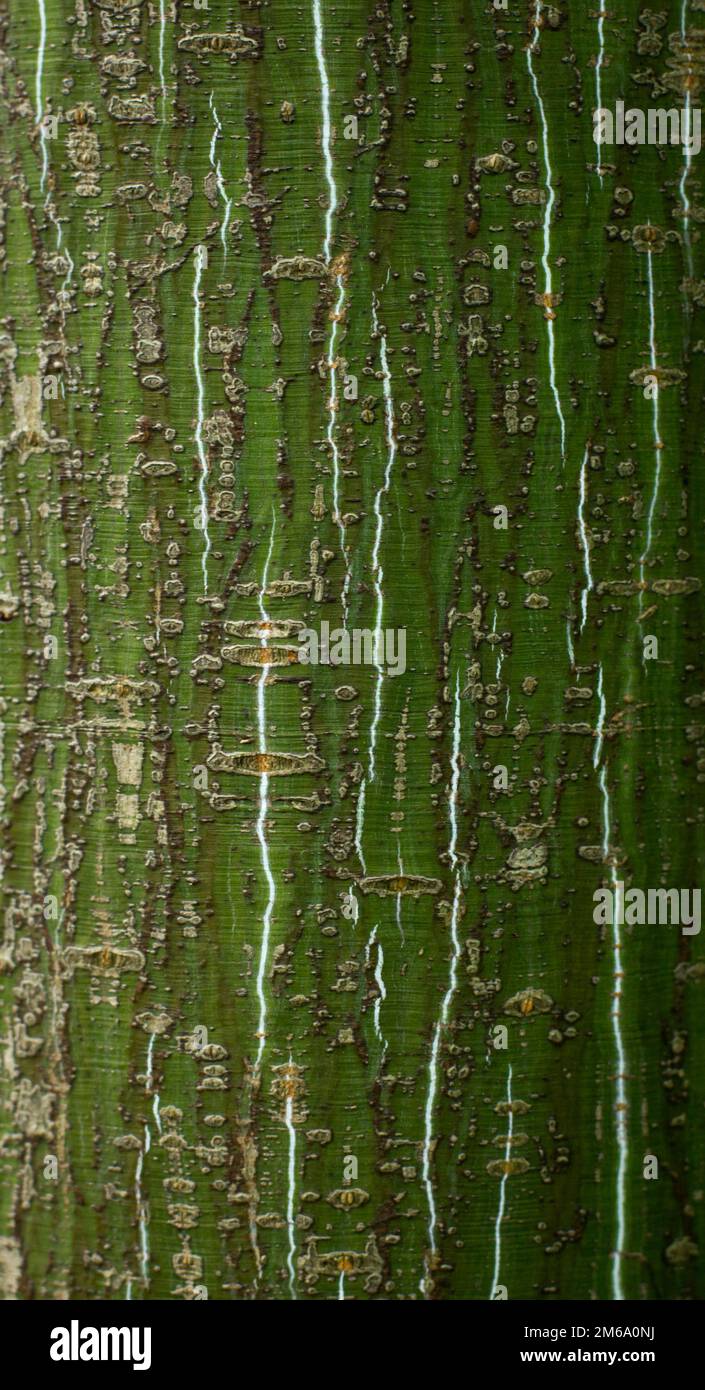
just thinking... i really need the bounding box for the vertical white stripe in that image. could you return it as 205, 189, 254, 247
577, 446, 594, 631
640, 245, 661, 608
254, 516, 277, 1076
284, 1077, 298, 1299
598, 765, 629, 1300
36, 0, 49, 192
594, 9, 606, 181
312, 0, 337, 263
420, 676, 463, 1291
159, 0, 168, 120
208, 93, 233, 261
312, 0, 351, 613
135, 1125, 151, 1288
679, 4, 694, 279
593, 662, 606, 769
489, 1064, 514, 1299
368, 292, 398, 780
193, 245, 211, 590
526, 4, 567, 459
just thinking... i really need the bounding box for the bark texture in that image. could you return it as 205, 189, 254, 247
0, 0, 704, 1300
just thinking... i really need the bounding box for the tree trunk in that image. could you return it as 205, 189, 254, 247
1, 0, 703, 1301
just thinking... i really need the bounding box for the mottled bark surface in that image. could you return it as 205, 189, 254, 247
1, 0, 704, 1302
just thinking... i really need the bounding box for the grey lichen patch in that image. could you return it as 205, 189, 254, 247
113, 1135, 142, 1151
476, 151, 518, 174
522, 569, 553, 585
65, 676, 159, 711
597, 579, 641, 596
221, 644, 300, 667
564, 686, 593, 705
191, 654, 222, 674
651, 578, 701, 596
10, 373, 48, 447
0, 591, 19, 620
100, 54, 146, 82
630, 365, 685, 389
512, 188, 546, 206
223, 619, 305, 639
486, 1157, 531, 1177
508, 821, 549, 844
206, 747, 325, 776
357, 874, 442, 898
14, 1079, 53, 1139
506, 842, 548, 880
62, 945, 145, 976
299, 1235, 383, 1291
495, 1098, 532, 1115
327, 1187, 370, 1209
134, 1011, 172, 1035
264, 256, 327, 282
665, 1236, 698, 1265
177, 30, 261, 61
108, 95, 156, 124
503, 987, 553, 1017
111, 742, 144, 786
0, 1238, 21, 1299
66, 105, 101, 196
271, 1061, 307, 1124
265, 579, 314, 598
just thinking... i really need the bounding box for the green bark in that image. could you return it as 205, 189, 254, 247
0, 0, 703, 1301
